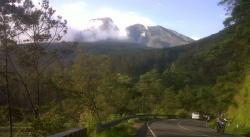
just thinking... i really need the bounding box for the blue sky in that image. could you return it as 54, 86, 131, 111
35, 0, 227, 40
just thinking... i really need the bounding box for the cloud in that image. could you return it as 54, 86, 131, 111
78, 17, 121, 42
31, 0, 156, 41
191, 36, 201, 40
57, 4, 155, 41
94, 8, 156, 37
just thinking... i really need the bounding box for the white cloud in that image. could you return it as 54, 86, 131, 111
94, 8, 155, 37
55, 3, 156, 40
30, 0, 155, 41
191, 36, 201, 40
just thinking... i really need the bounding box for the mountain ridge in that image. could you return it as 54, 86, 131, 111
126, 24, 194, 48
77, 17, 194, 48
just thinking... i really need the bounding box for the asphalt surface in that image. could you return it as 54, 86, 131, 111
148, 119, 239, 137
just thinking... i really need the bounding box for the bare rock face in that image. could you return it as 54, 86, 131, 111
126, 24, 148, 44
126, 24, 194, 48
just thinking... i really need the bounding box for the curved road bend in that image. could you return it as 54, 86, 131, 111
148, 119, 239, 137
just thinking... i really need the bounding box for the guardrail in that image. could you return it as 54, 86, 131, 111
48, 128, 87, 137
134, 121, 157, 137
48, 114, 176, 137
97, 114, 176, 132
96, 115, 144, 132
135, 115, 177, 137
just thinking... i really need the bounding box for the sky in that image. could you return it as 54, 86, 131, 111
34, 0, 228, 40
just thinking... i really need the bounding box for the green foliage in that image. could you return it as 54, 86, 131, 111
31, 112, 66, 137
98, 125, 132, 137
136, 69, 165, 113
226, 72, 250, 135
79, 111, 97, 131
207, 119, 218, 130
0, 106, 24, 125
193, 87, 216, 113
175, 109, 188, 118
159, 89, 178, 114
0, 106, 8, 125
1, 1, 250, 136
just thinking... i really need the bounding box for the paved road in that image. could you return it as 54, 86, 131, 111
148, 119, 239, 137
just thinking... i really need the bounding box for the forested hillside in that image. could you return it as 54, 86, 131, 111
0, 0, 250, 136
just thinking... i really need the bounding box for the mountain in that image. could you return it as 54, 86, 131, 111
76, 17, 194, 48
126, 24, 194, 48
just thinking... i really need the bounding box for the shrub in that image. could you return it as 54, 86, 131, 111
31, 112, 66, 137
98, 124, 131, 137
0, 106, 8, 125
176, 109, 188, 118
79, 111, 98, 136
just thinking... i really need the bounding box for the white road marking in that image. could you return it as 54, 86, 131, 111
147, 122, 157, 137
177, 120, 192, 131
177, 120, 210, 137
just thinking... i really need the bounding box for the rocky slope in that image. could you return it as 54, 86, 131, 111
77, 18, 194, 48
126, 24, 194, 48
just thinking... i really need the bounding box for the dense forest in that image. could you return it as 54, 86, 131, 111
0, 0, 250, 136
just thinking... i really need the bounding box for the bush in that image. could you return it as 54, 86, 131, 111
12, 107, 24, 122
79, 111, 98, 136
98, 124, 132, 137
31, 112, 66, 137
208, 119, 216, 129
0, 106, 8, 125
176, 109, 188, 118
79, 111, 97, 130
0, 106, 24, 125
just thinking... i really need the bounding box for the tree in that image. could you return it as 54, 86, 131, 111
160, 88, 178, 114
193, 87, 217, 113
14, 0, 67, 118
100, 73, 134, 115
136, 69, 165, 113
70, 51, 112, 121
220, 0, 250, 27
0, 1, 24, 136
177, 86, 196, 112
220, 0, 250, 41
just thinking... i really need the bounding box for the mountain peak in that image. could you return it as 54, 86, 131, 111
76, 17, 194, 48
126, 24, 194, 48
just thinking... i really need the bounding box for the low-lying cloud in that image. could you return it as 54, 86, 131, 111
74, 17, 122, 42
31, 0, 156, 42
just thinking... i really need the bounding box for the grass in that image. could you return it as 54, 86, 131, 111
226, 70, 250, 136
0, 122, 32, 137
0, 129, 31, 137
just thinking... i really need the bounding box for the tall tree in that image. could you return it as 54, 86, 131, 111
70, 51, 112, 121
0, 0, 23, 136
14, 0, 67, 118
